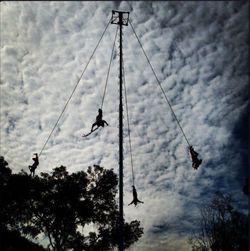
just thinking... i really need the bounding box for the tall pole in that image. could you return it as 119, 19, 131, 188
118, 12, 124, 251
111, 10, 129, 251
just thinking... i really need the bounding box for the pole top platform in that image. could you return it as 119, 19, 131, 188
111, 10, 130, 26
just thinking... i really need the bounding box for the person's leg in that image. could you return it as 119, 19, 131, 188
29, 166, 32, 176
91, 122, 97, 131
192, 162, 197, 169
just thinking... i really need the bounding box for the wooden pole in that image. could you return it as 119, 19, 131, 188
111, 11, 129, 251
118, 12, 124, 251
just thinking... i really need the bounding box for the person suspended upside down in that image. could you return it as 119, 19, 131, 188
189, 146, 202, 170
28, 153, 39, 177
91, 108, 109, 132
128, 185, 144, 206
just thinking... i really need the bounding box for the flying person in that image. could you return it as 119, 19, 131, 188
189, 146, 202, 170
128, 185, 144, 206
28, 153, 39, 177
91, 108, 109, 132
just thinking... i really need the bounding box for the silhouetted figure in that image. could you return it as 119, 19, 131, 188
128, 185, 144, 206
91, 109, 109, 132
189, 146, 202, 170
28, 153, 39, 177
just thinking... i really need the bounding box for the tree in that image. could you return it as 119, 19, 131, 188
0, 229, 47, 251
0, 156, 47, 250
0, 156, 143, 250
189, 192, 248, 251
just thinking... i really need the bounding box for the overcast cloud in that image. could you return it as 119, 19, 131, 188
1, 1, 248, 250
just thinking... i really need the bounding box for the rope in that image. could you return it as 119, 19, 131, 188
122, 58, 135, 186
129, 20, 191, 147
101, 25, 119, 110
38, 18, 111, 157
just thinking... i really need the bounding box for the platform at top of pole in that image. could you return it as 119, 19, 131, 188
111, 10, 130, 26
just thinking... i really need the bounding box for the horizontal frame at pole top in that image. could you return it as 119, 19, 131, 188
111, 10, 130, 26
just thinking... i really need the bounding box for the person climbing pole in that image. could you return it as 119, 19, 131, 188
128, 185, 144, 206
28, 153, 39, 177
189, 146, 202, 170
91, 108, 109, 131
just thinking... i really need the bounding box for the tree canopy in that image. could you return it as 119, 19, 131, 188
0, 156, 143, 251
189, 192, 248, 251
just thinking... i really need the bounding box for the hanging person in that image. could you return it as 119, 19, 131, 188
91, 108, 109, 132
189, 146, 202, 170
128, 185, 144, 206
28, 153, 39, 177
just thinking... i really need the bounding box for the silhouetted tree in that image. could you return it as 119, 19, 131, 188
1, 228, 47, 251
0, 156, 47, 250
0, 157, 143, 250
189, 192, 248, 251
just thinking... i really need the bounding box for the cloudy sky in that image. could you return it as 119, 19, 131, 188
1, 1, 249, 250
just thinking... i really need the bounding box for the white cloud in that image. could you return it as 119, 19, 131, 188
1, 1, 248, 250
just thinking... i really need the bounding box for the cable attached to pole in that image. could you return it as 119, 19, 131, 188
38, 18, 111, 157
122, 58, 135, 186
129, 20, 191, 147
101, 25, 119, 110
